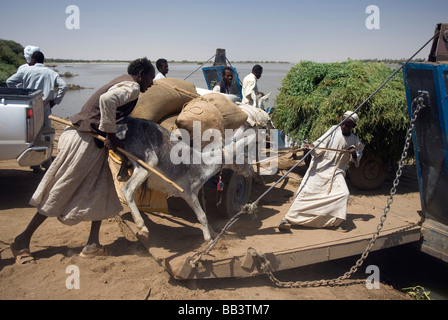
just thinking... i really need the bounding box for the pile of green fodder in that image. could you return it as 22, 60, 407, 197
271, 60, 410, 163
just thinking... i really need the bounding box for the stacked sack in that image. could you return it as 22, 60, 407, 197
176, 93, 248, 148
130, 78, 197, 132
237, 103, 272, 128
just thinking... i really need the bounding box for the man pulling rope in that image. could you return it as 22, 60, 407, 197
279, 111, 364, 230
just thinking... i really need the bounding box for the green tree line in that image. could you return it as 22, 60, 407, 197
0, 39, 26, 86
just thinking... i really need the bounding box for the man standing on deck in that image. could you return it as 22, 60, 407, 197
154, 58, 169, 80
278, 111, 364, 231
242, 64, 264, 107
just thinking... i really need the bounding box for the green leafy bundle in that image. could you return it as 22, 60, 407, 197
271, 60, 409, 163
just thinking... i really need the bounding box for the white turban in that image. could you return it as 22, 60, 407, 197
343, 110, 359, 124
24, 45, 41, 63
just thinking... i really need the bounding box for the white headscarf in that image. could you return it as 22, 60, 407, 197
343, 110, 359, 124
24, 45, 41, 63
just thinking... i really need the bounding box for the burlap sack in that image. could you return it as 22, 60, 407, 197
201, 93, 248, 129
131, 78, 197, 123
238, 103, 271, 127
176, 97, 224, 149
158, 113, 179, 132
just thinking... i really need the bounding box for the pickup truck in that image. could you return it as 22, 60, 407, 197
0, 87, 54, 171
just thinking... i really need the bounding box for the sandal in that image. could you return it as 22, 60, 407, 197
10, 244, 35, 265
278, 219, 292, 231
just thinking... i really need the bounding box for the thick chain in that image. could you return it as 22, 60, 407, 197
255, 95, 427, 288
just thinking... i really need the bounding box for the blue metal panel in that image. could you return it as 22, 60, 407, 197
404, 63, 448, 176
435, 64, 448, 173
402, 63, 426, 210
403, 62, 448, 262
403, 62, 448, 226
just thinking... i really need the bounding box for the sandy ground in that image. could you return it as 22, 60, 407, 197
0, 122, 414, 300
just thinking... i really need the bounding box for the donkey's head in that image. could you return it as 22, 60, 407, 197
221, 127, 257, 177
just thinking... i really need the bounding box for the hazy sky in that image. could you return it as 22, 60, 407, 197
1, 0, 447, 63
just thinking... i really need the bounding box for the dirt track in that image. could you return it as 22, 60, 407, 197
0, 122, 414, 300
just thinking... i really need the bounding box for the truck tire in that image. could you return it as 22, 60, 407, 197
348, 155, 389, 190
217, 169, 252, 218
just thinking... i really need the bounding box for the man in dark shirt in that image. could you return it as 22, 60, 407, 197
213, 67, 234, 94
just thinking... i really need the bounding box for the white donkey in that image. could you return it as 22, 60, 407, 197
115, 117, 255, 242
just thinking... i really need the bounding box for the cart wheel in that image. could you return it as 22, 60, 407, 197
348, 155, 389, 190
217, 170, 252, 218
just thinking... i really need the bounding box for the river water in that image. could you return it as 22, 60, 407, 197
52, 62, 293, 119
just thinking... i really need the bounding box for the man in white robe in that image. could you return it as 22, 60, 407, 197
279, 111, 364, 230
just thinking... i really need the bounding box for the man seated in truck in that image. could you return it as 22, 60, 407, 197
7, 51, 67, 129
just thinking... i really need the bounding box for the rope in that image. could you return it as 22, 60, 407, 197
255, 147, 351, 165
226, 58, 244, 88
183, 55, 215, 81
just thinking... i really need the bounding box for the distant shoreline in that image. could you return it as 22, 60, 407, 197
45, 58, 424, 66
45, 59, 292, 65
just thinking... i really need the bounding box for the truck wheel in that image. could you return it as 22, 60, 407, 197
217, 170, 252, 218
348, 155, 389, 190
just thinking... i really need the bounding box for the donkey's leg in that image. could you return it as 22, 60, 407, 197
184, 193, 216, 242
121, 165, 150, 238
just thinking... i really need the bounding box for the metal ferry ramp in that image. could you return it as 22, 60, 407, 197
116, 162, 422, 280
